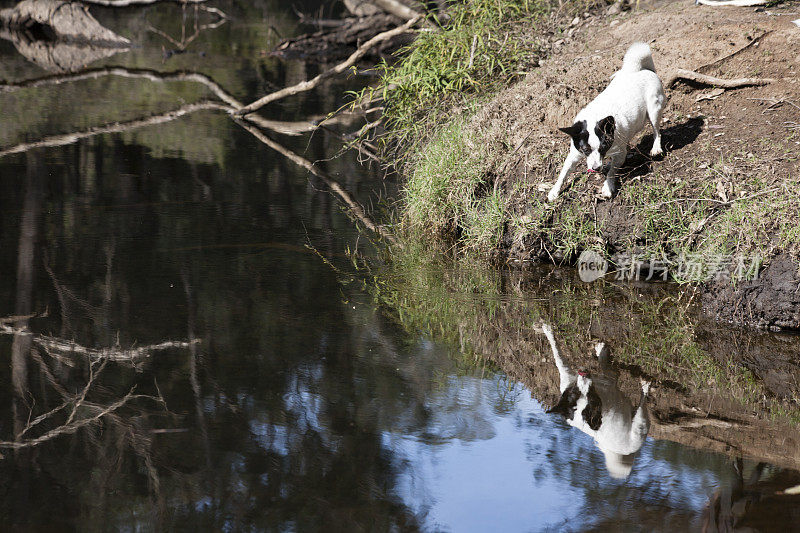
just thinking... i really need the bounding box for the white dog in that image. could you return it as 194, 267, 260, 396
540, 323, 651, 479
547, 42, 665, 202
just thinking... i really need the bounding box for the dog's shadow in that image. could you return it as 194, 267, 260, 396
617, 116, 704, 181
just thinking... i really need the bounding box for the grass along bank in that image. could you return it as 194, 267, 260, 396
364, 0, 600, 152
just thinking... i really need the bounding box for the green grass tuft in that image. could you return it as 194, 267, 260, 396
401, 114, 510, 252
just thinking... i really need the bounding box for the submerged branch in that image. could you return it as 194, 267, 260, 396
0, 66, 362, 135
18, 360, 107, 439
233, 116, 398, 245
235, 16, 421, 116
0, 63, 392, 239
0, 321, 201, 362
0, 100, 227, 157
0, 387, 155, 450
0, 66, 243, 106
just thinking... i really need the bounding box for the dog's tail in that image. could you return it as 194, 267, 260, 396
620, 42, 656, 73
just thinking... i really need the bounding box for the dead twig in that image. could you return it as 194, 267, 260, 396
747, 97, 800, 114
234, 16, 421, 116
696, 31, 772, 74
647, 186, 781, 209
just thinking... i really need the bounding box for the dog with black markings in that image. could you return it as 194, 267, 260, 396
547, 42, 665, 202
540, 323, 651, 479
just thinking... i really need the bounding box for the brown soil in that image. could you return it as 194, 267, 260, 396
468, 0, 800, 329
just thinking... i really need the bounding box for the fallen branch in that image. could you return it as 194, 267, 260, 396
235, 15, 421, 116
233, 116, 398, 245
79, 0, 207, 6
695, 0, 767, 6
666, 68, 774, 89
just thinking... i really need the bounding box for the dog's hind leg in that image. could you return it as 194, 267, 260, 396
647, 99, 664, 157
541, 324, 575, 392
548, 145, 582, 202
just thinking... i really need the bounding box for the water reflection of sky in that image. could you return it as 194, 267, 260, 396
382, 372, 728, 532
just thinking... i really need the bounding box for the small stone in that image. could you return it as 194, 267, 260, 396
570, 16, 580, 26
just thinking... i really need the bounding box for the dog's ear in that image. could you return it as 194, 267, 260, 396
559, 121, 585, 138
546, 402, 568, 417
582, 385, 603, 431
596, 115, 616, 139
547, 384, 579, 419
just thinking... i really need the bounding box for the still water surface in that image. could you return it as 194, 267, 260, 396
1, 1, 799, 531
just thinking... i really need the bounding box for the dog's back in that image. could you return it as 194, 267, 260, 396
578, 43, 663, 145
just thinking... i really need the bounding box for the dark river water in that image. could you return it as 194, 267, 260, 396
1, 1, 800, 531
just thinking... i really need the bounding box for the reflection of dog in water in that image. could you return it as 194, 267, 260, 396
540, 323, 651, 479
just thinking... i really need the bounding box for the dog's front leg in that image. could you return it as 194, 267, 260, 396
548, 145, 582, 202
600, 149, 627, 199
630, 380, 651, 445
594, 341, 619, 382
541, 323, 575, 392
